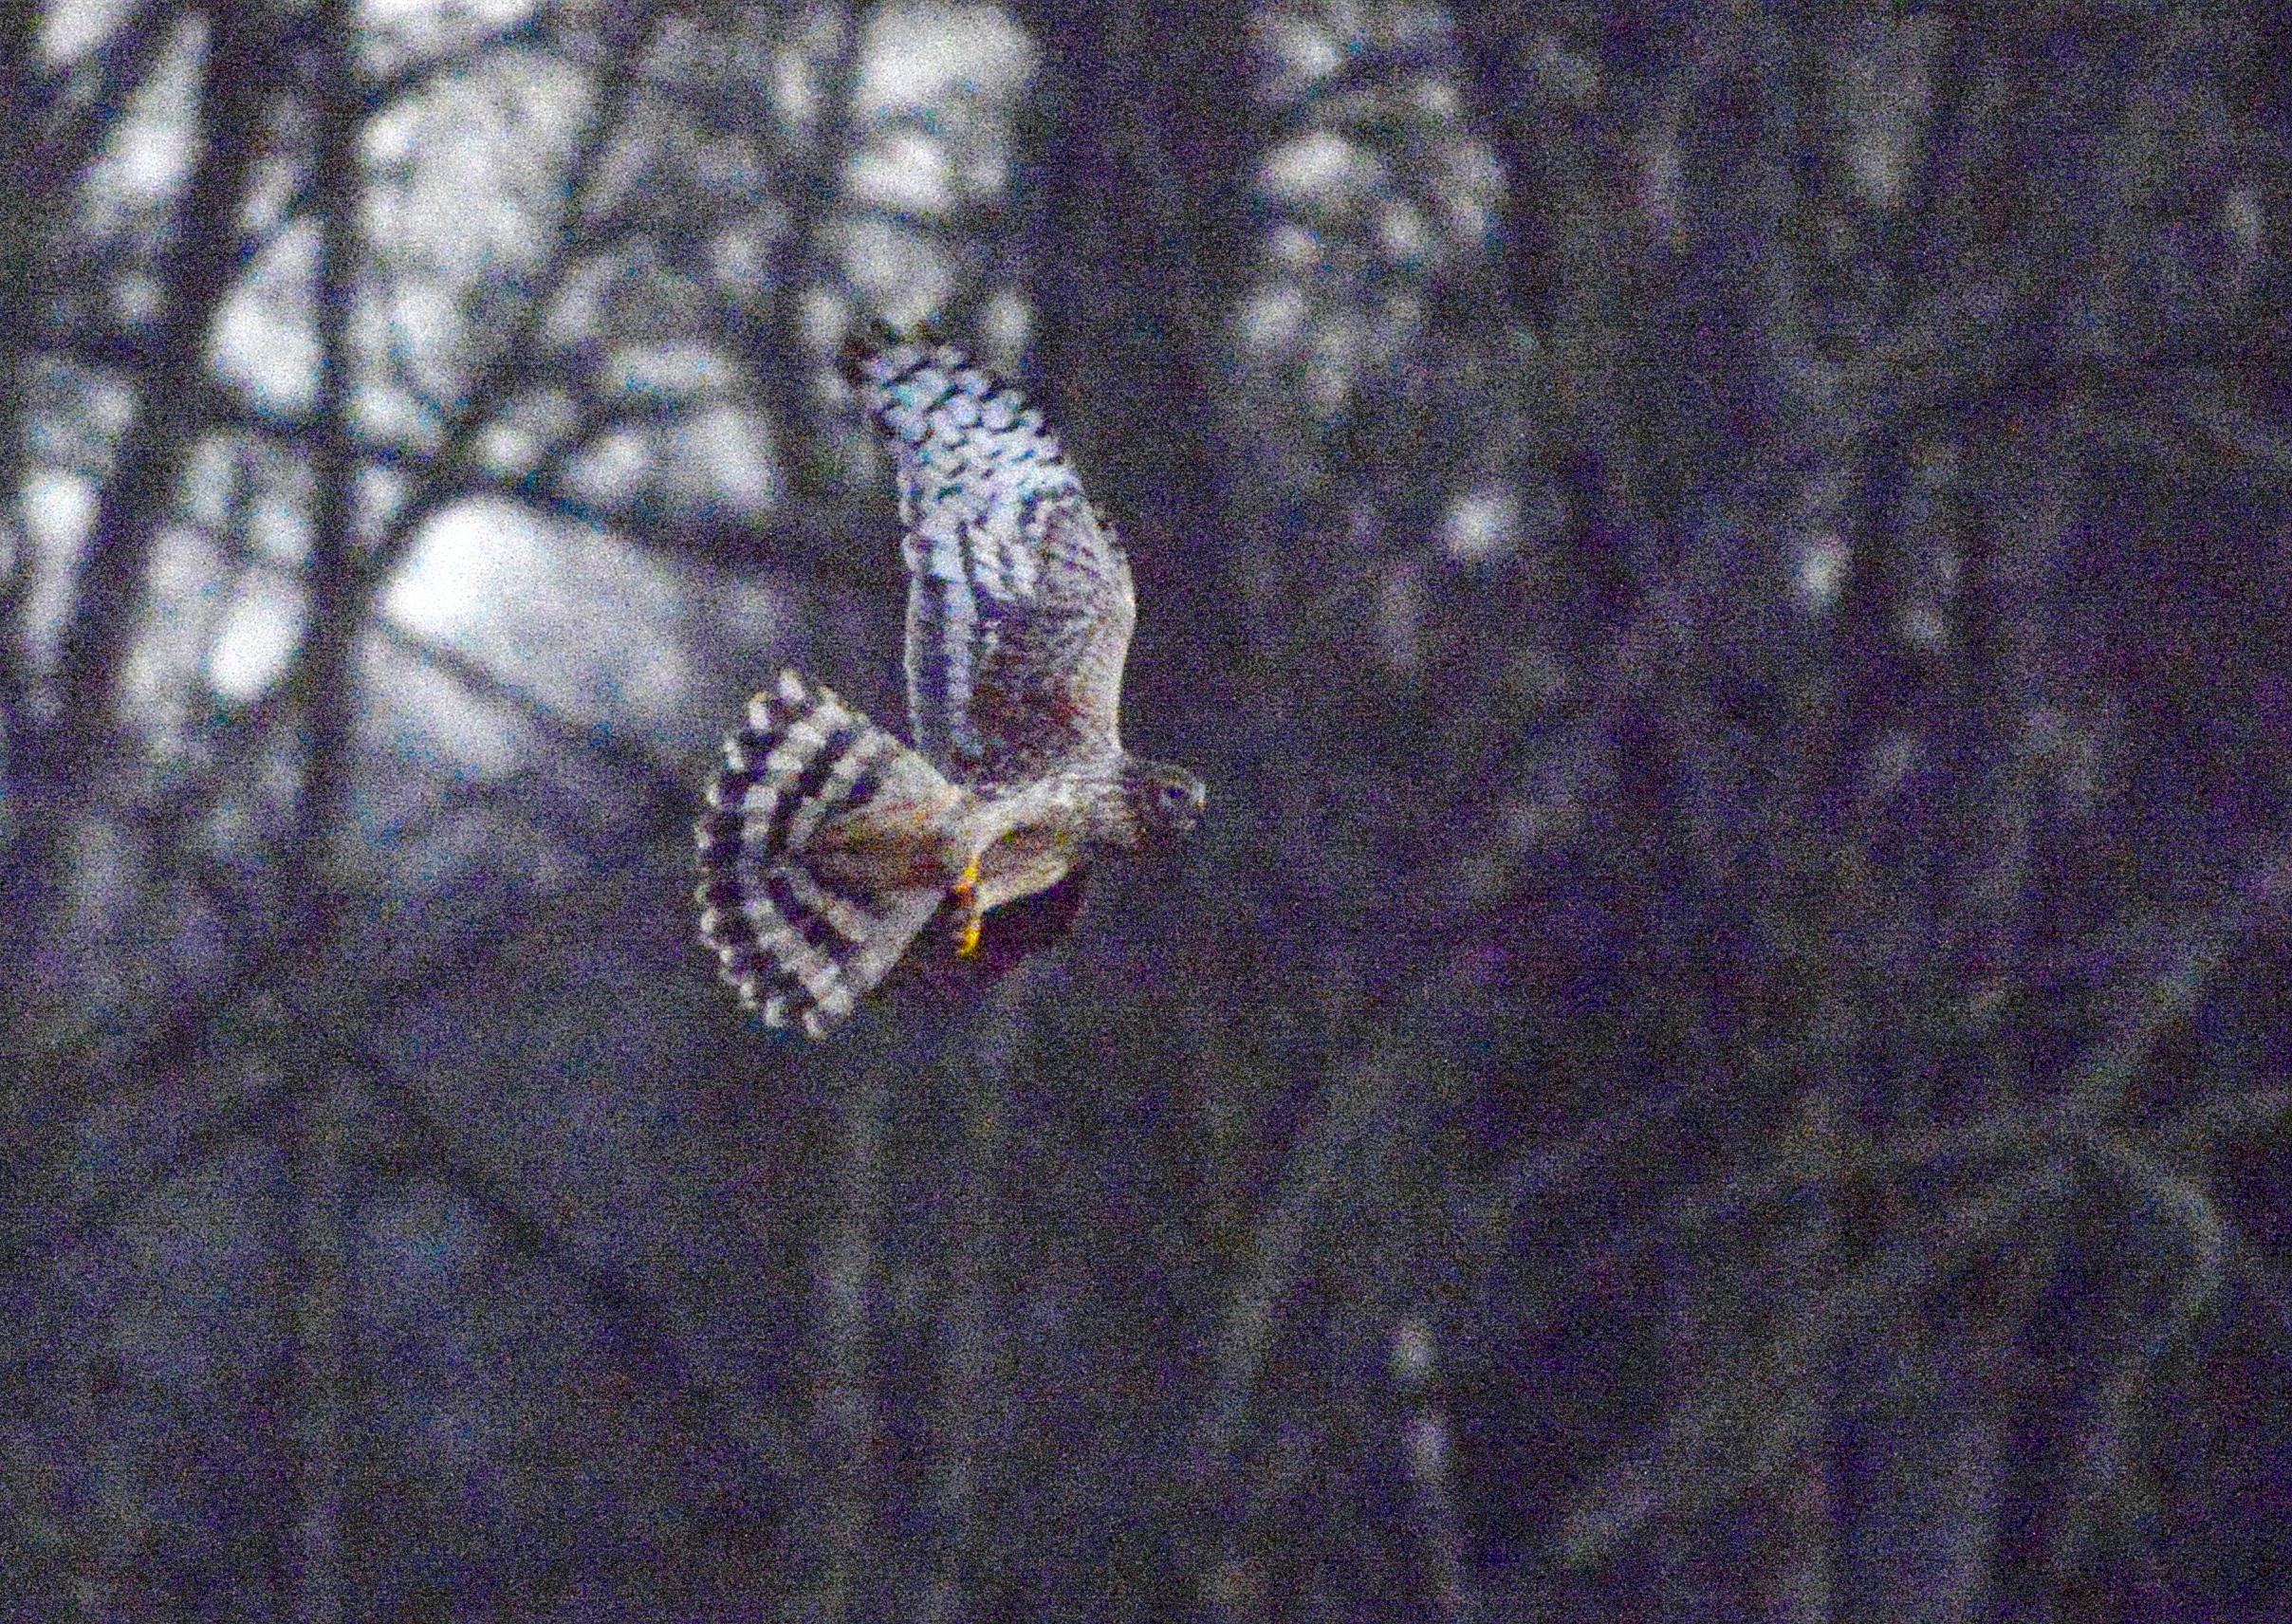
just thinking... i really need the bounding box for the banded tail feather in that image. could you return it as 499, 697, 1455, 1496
694, 670, 966, 1039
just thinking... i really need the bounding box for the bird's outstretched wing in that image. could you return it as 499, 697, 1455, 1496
841, 329, 1137, 785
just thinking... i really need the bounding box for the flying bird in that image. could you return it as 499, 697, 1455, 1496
694, 329, 1206, 1037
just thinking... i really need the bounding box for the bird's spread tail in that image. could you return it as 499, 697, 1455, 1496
694, 671, 963, 1038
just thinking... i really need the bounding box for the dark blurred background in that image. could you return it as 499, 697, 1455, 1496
4, 3, 2289, 1620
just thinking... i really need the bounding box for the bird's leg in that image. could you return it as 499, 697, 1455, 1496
951, 855, 984, 956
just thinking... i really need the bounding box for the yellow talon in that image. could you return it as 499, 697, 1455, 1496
952, 857, 983, 956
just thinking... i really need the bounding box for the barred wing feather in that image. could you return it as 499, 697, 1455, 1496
841, 332, 1136, 785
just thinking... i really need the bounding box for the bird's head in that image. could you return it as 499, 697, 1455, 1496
1121, 758, 1207, 843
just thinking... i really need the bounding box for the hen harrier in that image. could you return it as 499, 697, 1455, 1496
695, 330, 1206, 1037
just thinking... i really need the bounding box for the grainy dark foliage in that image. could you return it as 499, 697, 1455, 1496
2, 3, 2287, 1622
